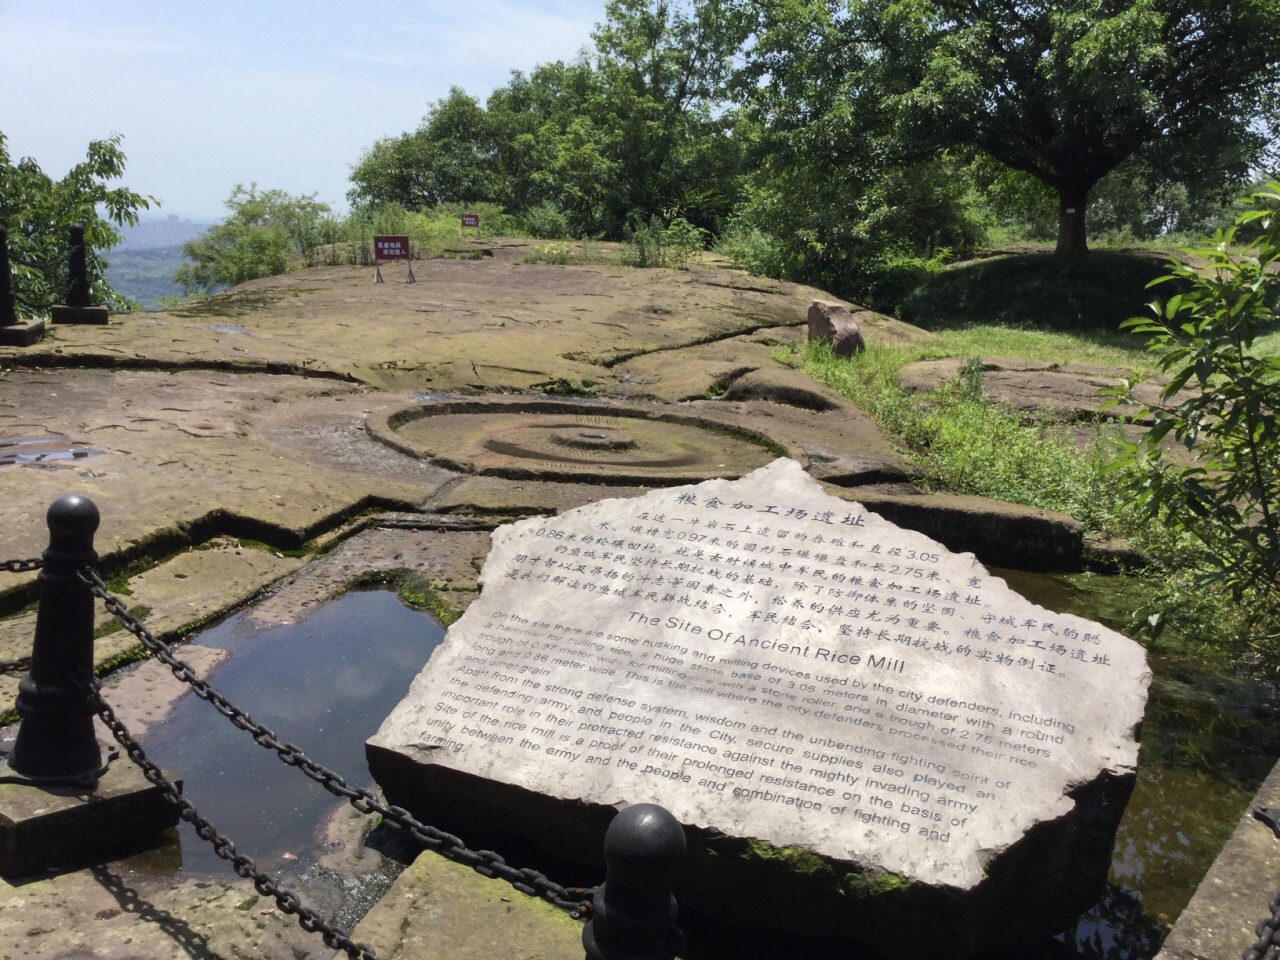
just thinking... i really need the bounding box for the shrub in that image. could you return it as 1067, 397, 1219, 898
520, 202, 572, 240
1109, 183, 1280, 677
714, 221, 782, 277
618, 215, 706, 269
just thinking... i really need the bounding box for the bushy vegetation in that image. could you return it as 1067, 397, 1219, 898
347, 0, 747, 241
790, 337, 1141, 539
616, 215, 708, 269
0, 133, 154, 315
787, 188, 1280, 679
330, 0, 1280, 309
174, 190, 529, 295
1110, 185, 1280, 679
175, 185, 327, 294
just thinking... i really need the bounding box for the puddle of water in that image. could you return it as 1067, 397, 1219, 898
0, 435, 105, 466
994, 568, 1279, 958
135, 589, 443, 877
204, 324, 250, 334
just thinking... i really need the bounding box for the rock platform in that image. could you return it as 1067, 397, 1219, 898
0, 250, 1205, 959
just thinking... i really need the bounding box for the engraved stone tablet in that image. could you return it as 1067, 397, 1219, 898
369, 459, 1149, 953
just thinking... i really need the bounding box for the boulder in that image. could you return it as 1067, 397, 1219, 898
807, 301, 865, 357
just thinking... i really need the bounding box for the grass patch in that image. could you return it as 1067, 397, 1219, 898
531, 376, 602, 397
519, 239, 611, 266
899, 251, 1179, 333
352, 569, 465, 625
236, 538, 310, 559
788, 335, 1276, 672
789, 340, 1134, 538
912, 325, 1162, 374
1251, 327, 1280, 359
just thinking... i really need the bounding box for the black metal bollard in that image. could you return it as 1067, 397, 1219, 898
0, 225, 17, 327
51, 224, 107, 326
8, 494, 105, 783
65, 224, 92, 309
583, 803, 687, 960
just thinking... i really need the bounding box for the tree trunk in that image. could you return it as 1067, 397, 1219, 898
1055, 186, 1089, 257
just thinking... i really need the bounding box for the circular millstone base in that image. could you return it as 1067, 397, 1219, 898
368, 399, 784, 485
549, 430, 638, 453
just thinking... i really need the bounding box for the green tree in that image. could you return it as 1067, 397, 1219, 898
716, 0, 987, 306
489, 59, 618, 235
0, 132, 155, 316
588, 0, 749, 234
1112, 183, 1280, 676
735, 0, 1280, 256
977, 154, 1248, 243
175, 184, 330, 294
347, 88, 501, 210
345, 1, 747, 239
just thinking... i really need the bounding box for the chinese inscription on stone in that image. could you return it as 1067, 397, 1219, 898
371, 459, 1149, 888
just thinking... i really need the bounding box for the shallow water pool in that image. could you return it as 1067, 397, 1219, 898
137, 589, 444, 876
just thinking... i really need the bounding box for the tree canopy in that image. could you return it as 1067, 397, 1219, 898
335, 0, 1280, 304
739, 0, 1280, 255
0, 133, 154, 316
347, 0, 746, 239
175, 184, 331, 294
347, 88, 500, 211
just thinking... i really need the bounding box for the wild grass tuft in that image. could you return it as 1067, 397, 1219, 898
790, 339, 1135, 539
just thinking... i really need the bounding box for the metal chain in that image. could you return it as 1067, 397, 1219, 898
0, 557, 40, 673
80, 566, 594, 918
0, 557, 43, 573
1244, 890, 1280, 960
88, 680, 379, 960
0, 655, 31, 675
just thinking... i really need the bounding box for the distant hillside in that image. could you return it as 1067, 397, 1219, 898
106, 244, 190, 309
117, 215, 210, 250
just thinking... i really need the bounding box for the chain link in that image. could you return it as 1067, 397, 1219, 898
0, 557, 43, 574
0, 558, 42, 675
87, 680, 379, 960
1244, 890, 1280, 960
81, 566, 594, 918
0, 655, 32, 676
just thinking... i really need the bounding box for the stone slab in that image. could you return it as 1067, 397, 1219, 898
0, 371, 436, 564
49, 305, 109, 325
341, 849, 584, 960
429, 476, 653, 518
687, 397, 921, 488
896, 356, 1197, 424
369, 458, 1149, 953
0, 320, 46, 346
610, 331, 783, 403
1, 545, 302, 718
246, 526, 494, 627
720, 366, 842, 411
0, 753, 180, 877
5, 260, 860, 393
842, 488, 1084, 572
1155, 756, 1280, 960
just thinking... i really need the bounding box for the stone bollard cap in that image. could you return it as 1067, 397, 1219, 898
47, 494, 100, 553
605, 803, 686, 883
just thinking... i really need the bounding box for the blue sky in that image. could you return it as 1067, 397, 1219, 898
0, 0, 605, 220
